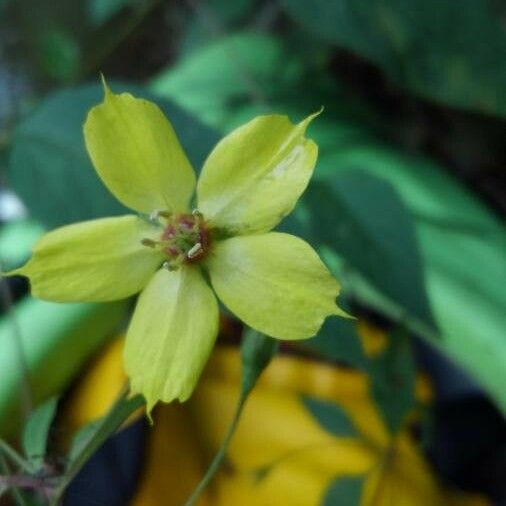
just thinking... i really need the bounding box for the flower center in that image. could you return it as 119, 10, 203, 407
141, 210, 211, 270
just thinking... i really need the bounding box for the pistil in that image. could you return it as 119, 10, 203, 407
141, 209, 211, 270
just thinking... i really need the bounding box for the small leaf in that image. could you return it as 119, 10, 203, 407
323, 475, 364, 506
67, 419, 101, 466
302, 396, 357, 437
369, 329, 416, 434
22, 396, 58, 465
240, 329, 278, 394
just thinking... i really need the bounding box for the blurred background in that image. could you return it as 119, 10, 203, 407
0, 0, 505, 505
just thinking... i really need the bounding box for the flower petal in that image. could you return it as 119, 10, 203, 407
207, 233, 347, 340
11, 216, 163, 302
124, 267, 219, 412
84, 82, 196, 214
197, 112, 319, 235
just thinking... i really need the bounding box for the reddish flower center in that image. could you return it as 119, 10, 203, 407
141, 210, 211, 270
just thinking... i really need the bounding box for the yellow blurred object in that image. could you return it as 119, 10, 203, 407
62, 326, 489, 506
59, 337, 140, 445
356, 319, 388, 358
131, 404, 210, 506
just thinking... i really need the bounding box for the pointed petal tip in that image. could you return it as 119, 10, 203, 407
145, 401, 156, 425
335, 305, 355, 320
300, 107, 324, 129
99, 72, 113, 100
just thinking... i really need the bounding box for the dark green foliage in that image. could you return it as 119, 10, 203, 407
369, 329, 416, 435
322, 475, 365, 506
280, 0, 506, 118
302, 396, 358, 438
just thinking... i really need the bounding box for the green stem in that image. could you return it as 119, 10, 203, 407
0, 453, 28, 506
0, 441, 31, 472
183, 390, 248, 506
50, 386, 144, 505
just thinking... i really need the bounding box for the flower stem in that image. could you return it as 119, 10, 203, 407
0, 440, 31, 472
50, 385, 144, 505
183, 330, 278, 506
0, 452, 28, 506
183, 390, 248, 506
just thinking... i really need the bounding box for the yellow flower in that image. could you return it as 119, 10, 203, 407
9, 81, 347, 412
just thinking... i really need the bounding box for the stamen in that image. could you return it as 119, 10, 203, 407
169, 264, 179, 271
149, 210, 161, 222
192, 209, 203, 218
187, 242, 203, 259
162, 261, 179, 271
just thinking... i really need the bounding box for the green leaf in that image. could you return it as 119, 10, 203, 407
322, 475, 364, 506
313, 142, 506, 414
63, 392, 144, 498
369, 330, 416, 434
8, 82, 218, 228
305, 172, 436, 329
38, 29, 80, 81
67, 419, 101, 465
180, 0, 254, 55
302, 396, 358, 438
280, 0, 506, 118
0, 0, 12, 12
150, 32, 302, 127
22, 397, 58, 466
302, 317, 367, 369
240, 329, 278, 393
0, 220, 45, 271
87, 0, 134, 26
0, 297, 128, 438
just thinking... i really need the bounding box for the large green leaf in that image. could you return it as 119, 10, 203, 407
312, 144, 506, 413
151, 32, 304, 128
280, 0, 506, 118
8, 82, 218, 228
304, 172, 435, 329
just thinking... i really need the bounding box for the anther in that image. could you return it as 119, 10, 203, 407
162, 260, 179, 272
149, 210, 161, 222
191, 209, 203, 218
187, 242, 203, 259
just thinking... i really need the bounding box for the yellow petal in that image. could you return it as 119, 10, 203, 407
84, 82, 196, 214
124, 267, 219, 413
197, 112, 319, 235
11, 216, 162, 302
207, 233, 346, 340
